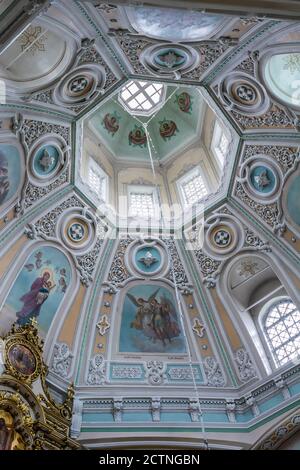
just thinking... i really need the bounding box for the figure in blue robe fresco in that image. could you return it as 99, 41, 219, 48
16, 271, 56, 325
1, 246, 71, 338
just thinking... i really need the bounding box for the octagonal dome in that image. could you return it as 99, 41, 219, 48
1, 0, 300, 453
85, 81, 204, 162
75, 81, 239, 228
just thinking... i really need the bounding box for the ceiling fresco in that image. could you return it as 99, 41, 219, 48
86, 83, 203, 161
0, 0, 300, 451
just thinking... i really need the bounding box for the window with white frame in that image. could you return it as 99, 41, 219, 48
211, 120, 229, 168
88, 158, 108, 201
127, 185, 160, 219
177, 166, 209, 207
263, 298, 300, 367
119, 80, 165, 116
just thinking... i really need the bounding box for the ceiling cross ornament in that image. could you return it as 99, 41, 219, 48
192, 318, 205, 338
17, 26, 47, 55
238, 260, 259, 277
97, 315, 110, 336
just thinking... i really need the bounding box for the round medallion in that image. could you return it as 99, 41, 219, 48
232, 83, 257, 105
154, 48, 187, 69
213, 229, 231, 247
135, 246, 162, 273
67, 221, 86, 242
7, 344, 36, 376
250, 165, 276, 194
60, 210, 96, 253
140, 43, 199, 77
220, 73, 269, 116
54, 64, 105, 107
33, 145, 59, 177
68, 76, 90, 96
206, 217, 242, 257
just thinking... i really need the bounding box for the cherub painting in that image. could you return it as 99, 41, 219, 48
1, 246, 71, 338
119, 285, 186, 353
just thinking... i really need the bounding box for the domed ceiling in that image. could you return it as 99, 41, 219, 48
0, 0, 300, 451
87, 83, 203, 161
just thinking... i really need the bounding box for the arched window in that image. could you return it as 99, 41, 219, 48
264, 298, 300, 367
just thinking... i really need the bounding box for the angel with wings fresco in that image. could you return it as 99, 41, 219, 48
127, 288, 181, 346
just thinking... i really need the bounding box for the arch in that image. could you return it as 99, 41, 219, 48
259, 43, 300, 110
220, 250, 300, 374
0, 18, 76, 93
253, 408, 300, 449
259, 296, 300, 367
124, 6, 231, 42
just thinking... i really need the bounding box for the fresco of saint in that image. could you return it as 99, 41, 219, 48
16, 271, 56, 325
0, 247, 71, 338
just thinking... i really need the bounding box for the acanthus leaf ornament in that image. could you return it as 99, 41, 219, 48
203, 356, 225, 387
51, 343, 73, 379
235, 348, 257, 383
87, 354, 106, 385
146, 361, 166, 386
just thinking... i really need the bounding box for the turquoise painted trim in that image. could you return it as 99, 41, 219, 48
71, 121, 77, 185
259, 392, 284, 413
180, 197, 230, 232
229, 198, 300, 267
81, 397, 300, 434
74, 0, 128, 75
83, 412, 114, 423
122, 412, 153, 423
0, 0, 20, 23
75, 238, 116, 384
204, 86, 242, 137
227, 138, 244, 196
236, 410, 254, 423
289, 381, 300, 396
160, 412, 192, 423
0, 103, 74, 122
241, 133, 300, 141
73, 187, 115, 231
203, 20, 281, 86
75, 78, 127, 121
0, 185, 73, 246
177, 239, 238, 387
202, 411, 229, 423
